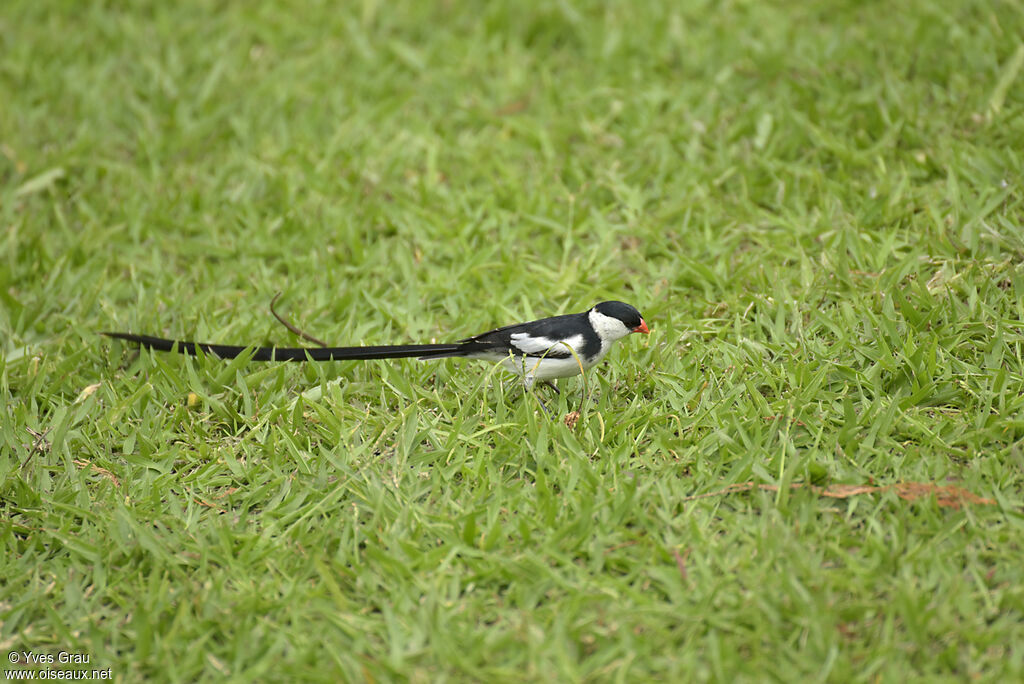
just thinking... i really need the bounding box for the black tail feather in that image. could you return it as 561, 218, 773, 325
102, 332, 468, 362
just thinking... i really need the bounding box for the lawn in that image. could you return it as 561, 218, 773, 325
3, 0, 1024, 680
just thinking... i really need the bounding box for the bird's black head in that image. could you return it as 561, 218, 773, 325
592, 301, 649, 336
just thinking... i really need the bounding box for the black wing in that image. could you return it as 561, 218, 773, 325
459, 312, 598, 359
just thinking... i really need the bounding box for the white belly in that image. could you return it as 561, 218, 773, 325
459, 337, 611, 389
497, 352, 604, 388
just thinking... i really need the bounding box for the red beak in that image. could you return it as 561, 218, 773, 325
633, 320, 650, 334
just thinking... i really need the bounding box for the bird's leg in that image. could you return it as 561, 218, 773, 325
575, 390, 594, 415
523, 375, 554, 415
575, 371, 595, 416
540, 380, 560, 394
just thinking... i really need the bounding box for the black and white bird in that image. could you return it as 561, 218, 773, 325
104, 301, 649, 388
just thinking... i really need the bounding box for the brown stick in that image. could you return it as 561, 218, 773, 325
269, 292, 329, 347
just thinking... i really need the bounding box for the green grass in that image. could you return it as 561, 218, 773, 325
3, 0, 1024, 680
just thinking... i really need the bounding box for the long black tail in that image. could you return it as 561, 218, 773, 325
102, 332, 470, 362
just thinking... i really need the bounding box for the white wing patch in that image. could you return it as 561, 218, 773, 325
509, 332, 585, 358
